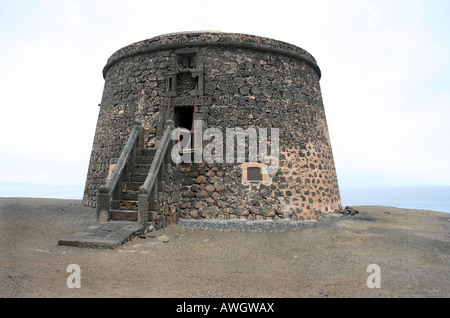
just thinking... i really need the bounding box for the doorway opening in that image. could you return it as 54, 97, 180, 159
174, 106, 195, 157
174, 106, 194, 131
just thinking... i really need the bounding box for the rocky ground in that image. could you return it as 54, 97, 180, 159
0, 197, 448, 298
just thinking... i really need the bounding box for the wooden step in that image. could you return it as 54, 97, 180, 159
131, 164, 151, 174
110, 209, 139, 221
135, 155, 154, 164
121, 190, 139, 201
119, 200, 139, 211
123, 182, 142, 191
111, 200, 151, 211
110, 209, 158, 222
127, 173, 147, 183
138, 148, 156, 157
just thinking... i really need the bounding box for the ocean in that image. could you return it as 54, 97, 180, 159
340, 185, 450, 213
0, 183, 449, 214
0, 183, 84, 200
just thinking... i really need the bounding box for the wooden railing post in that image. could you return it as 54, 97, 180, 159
138, 192, 148, 229
151, 180, 159, 213
97, 185, 111, 222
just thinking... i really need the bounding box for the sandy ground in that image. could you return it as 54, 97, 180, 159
0, 197, 448, 298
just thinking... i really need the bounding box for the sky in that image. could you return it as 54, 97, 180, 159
0, 0, 449, 197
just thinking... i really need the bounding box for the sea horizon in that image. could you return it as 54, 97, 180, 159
340, 184, 450, 213
0, 183, 449, 214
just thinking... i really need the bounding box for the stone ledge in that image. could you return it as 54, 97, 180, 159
58, 222, 143, 249
103, 32, 321, 79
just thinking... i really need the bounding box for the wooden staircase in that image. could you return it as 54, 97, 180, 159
110, 148, 156, 222
96, 119, 175, 231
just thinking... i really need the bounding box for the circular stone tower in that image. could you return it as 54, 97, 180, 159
83, 31, 341, 221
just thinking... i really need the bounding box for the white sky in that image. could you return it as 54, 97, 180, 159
0, 0, 449, 191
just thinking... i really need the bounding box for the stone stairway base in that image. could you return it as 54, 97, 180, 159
58, 222, 144, 249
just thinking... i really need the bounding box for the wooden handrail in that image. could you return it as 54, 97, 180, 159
97, 119, 142, 222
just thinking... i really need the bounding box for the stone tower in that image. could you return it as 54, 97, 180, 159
83, 31, 341, 225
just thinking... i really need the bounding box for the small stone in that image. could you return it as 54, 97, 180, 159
196, 190, 208, 198
157, 235, 169, 243
158, 62, 168, 69
201, 210, 211, 218
237, 207, 249, 216
240, 86, 250, 95
263, 206, 275, 216
195, 176, 207, 184
181, 191, 195, 198
180, 202, 192, 209
217, 201, 227, 208
205, 170, 215, 178
262, 88, 272, 98
227, 85, 238, 94
283, 90, 293, 100
261, 79, 271, 87
189, 210, 199, 218
247, 77, 259, 85
194, 202, 205, 209
210, 177, 220, 184
223, 177, 233, 183
207, 206, 220, 215
34, 249, 51, 253
211, 192, 221, 199
251, 86, 261, 95
205, 185, 215, 192
216, 171, 225, 177
188, 171, 199, 178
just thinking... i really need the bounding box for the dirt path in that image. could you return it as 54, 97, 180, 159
0, 198, 448, 298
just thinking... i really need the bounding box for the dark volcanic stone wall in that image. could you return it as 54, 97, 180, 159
83, 32, 341, 220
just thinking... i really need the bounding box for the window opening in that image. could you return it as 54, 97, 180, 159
247, 167, 263, 182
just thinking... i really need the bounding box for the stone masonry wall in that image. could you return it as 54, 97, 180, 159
177, 45, 340, 220
83, 50, 173, 207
